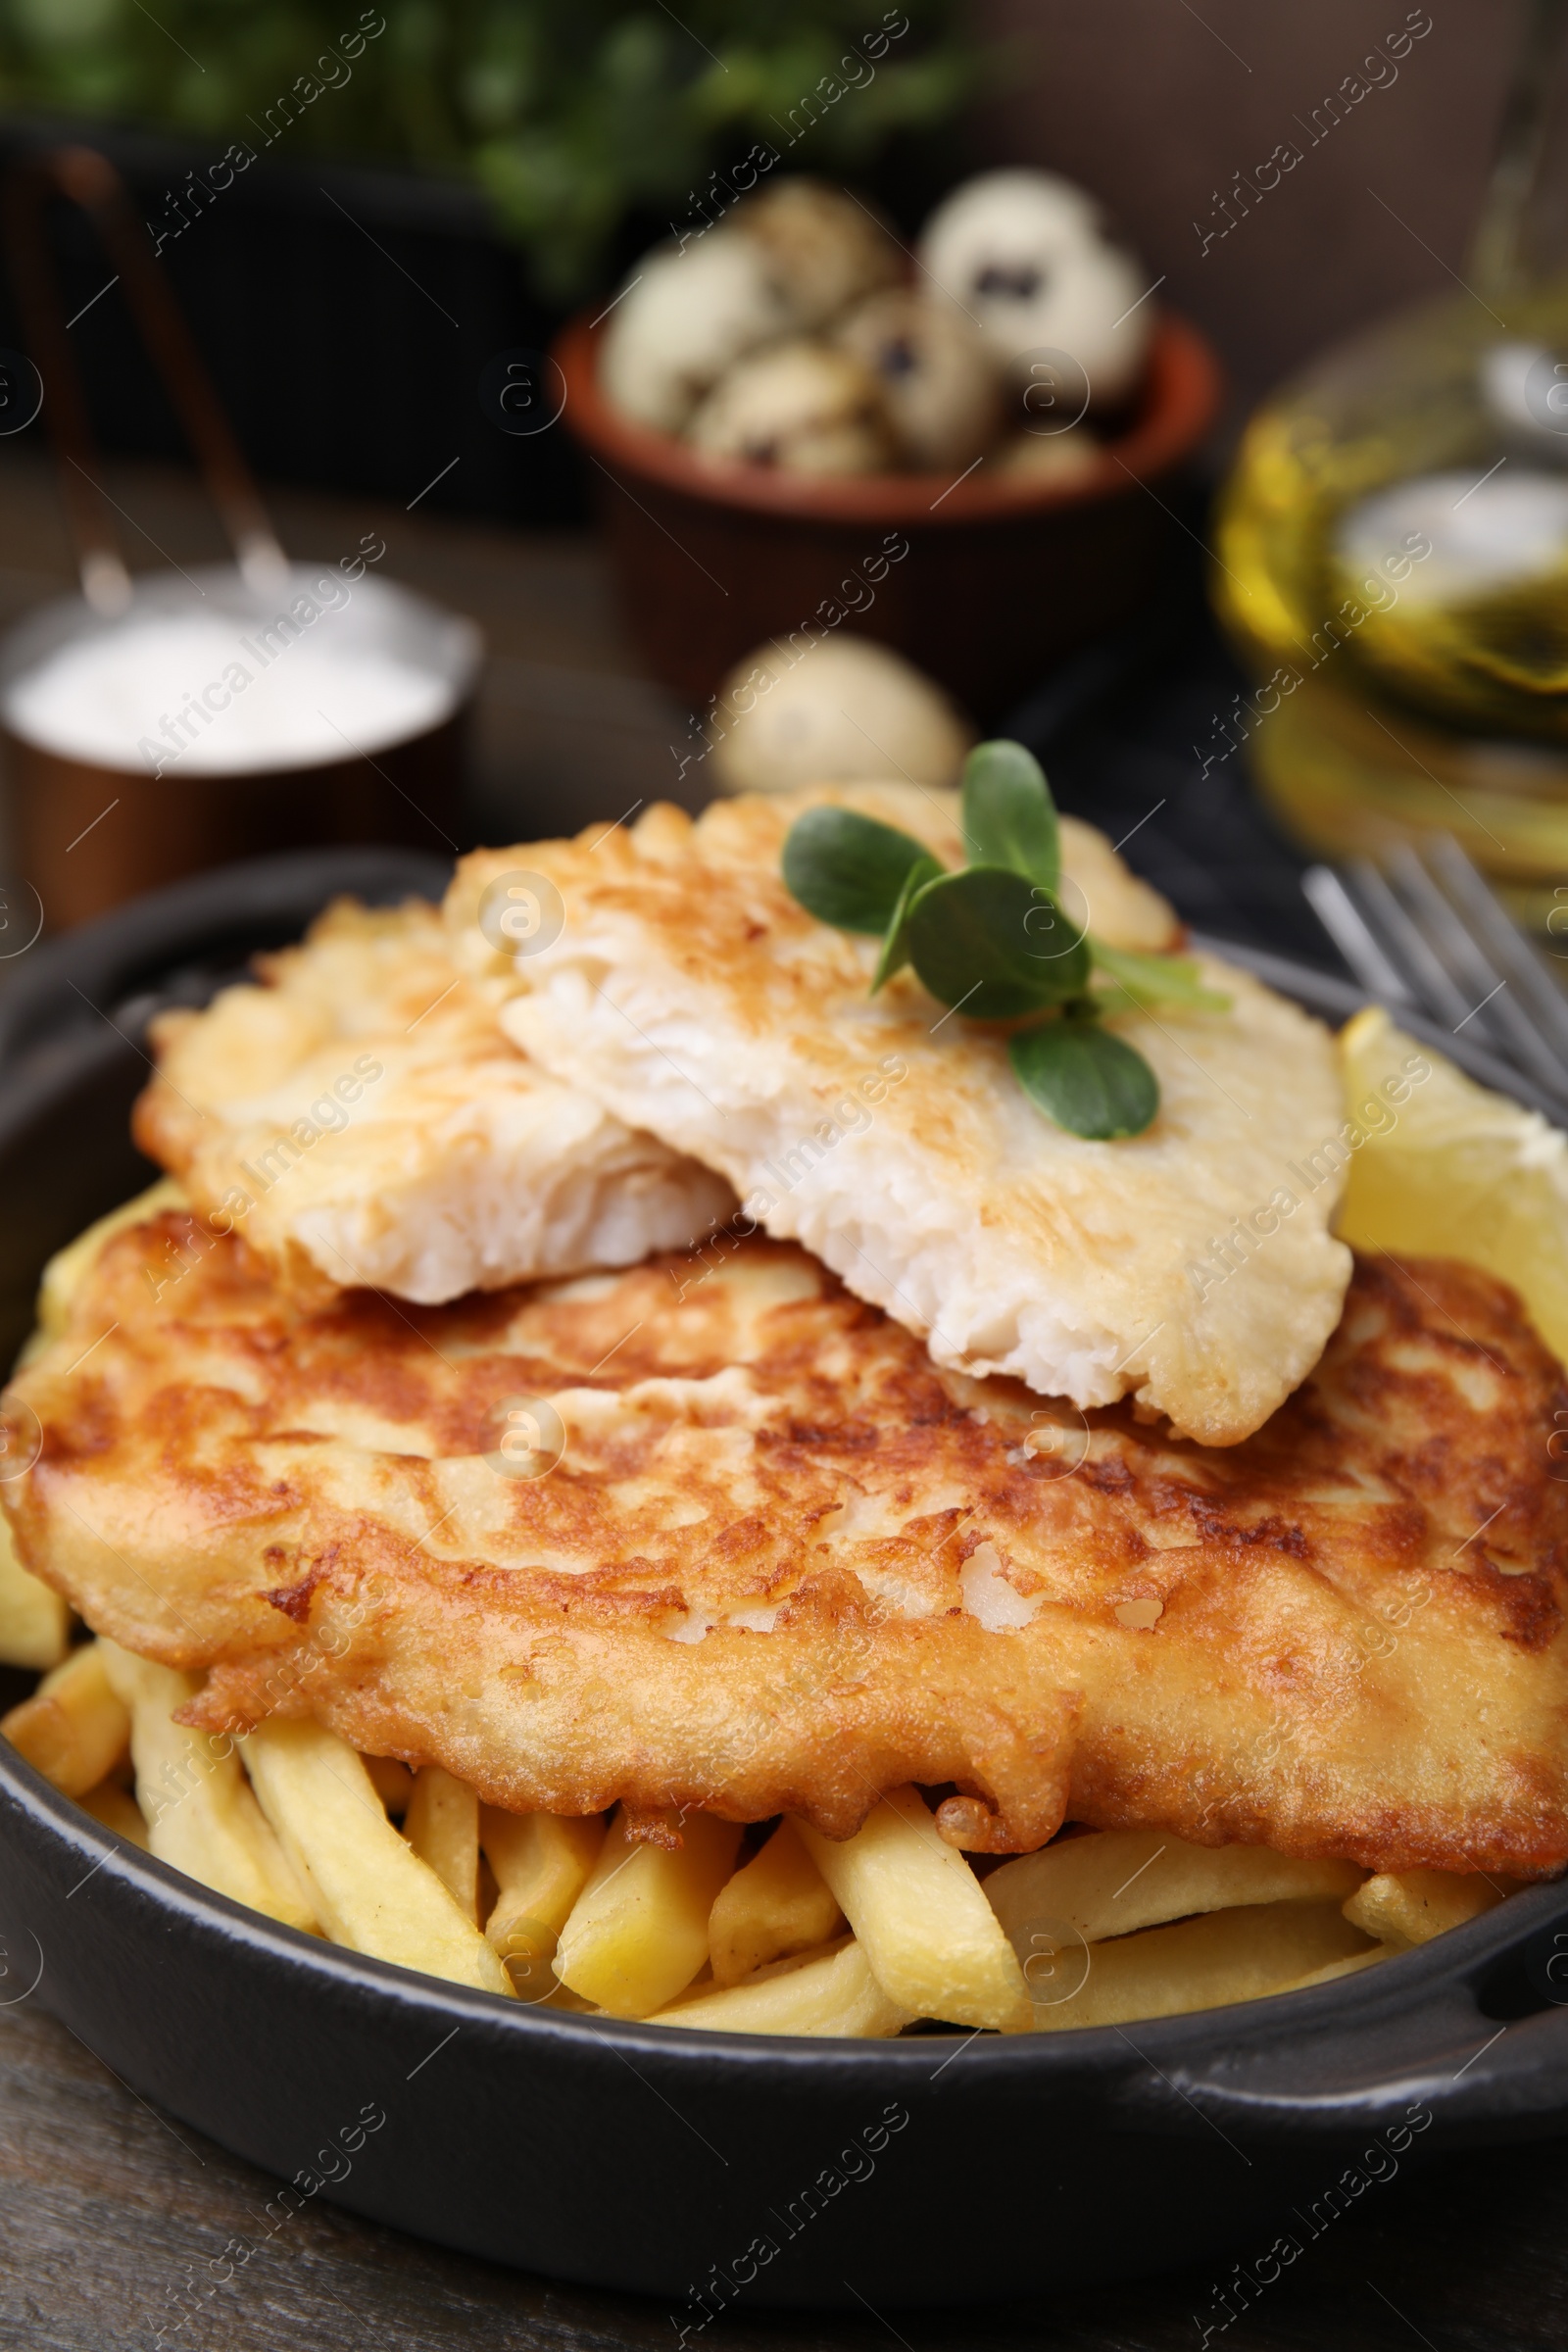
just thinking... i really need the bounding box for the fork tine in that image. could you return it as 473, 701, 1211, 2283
1383, 843, 1507, 1004
1402, 839, 1568, 1102
1302, 840, 1568, 1126
1300, 866, 1416, 1005
1346, 857, 1475, 1028
1424, 835, 1568, 1065
1381, 841, 1528, 1071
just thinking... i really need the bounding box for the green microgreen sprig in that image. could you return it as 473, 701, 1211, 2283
780, 741, 1230, 1142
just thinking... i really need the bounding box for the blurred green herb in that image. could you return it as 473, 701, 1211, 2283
782, 804, 932, 934
0, 0, 984, 299
959, 735, 1058, 891
1009, 1014, 1159, 1142
870, 847, 941, 989
782, 740, 1232, 1142
902, 863, 1091, 1018
1088, 939, 1231, 1013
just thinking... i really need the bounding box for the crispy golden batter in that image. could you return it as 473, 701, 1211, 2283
135, 898, 732, 1309
6, 1214, 1567, 1873
445, 787, 1353, 1446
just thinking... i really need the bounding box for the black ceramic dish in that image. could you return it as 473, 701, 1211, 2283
0, 853, 1565, 2311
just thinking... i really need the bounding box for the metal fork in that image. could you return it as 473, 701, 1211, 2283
1302, 836, 1568, 1124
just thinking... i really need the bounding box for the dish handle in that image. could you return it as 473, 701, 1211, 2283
1113, 1891, 1568, 2145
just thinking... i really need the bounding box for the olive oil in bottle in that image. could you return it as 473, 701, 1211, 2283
1212, 0, 1568, 924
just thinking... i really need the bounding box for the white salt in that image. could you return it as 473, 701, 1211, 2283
5, 574, 460, 775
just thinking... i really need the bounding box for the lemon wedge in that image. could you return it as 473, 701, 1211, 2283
1337, 1004, 1568, 1362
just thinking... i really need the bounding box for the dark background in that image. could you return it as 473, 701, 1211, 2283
0, 2, 1523, 525
977, 0, 1514, 411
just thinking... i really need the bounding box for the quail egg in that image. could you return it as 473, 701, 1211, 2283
833, 287, 1004, 471
599, 234, 793, 434
989, 425, 1102, 483
710, 635, 974, 796
918, 168, 1152, 407
733, 176, 901, 330
687, 341, 896, 474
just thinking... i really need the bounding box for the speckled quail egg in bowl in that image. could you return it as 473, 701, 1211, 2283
555, 171, 1220, 712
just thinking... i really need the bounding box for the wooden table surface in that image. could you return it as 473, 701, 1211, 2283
0, 452, 1566, 2351
4, 1987, 1568, 2352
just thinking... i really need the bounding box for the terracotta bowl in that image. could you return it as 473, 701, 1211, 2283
553, 309, 1223, 720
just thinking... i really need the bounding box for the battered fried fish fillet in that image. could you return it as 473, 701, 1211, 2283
445, 788, 1352, 1446
9, 1204, 1566, 1877
134, 898, 734, 1308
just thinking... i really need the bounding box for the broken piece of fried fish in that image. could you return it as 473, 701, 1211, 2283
9, 1200, 1565, 1878
447, 787, 1353, 1445
135, 897, 734, 1307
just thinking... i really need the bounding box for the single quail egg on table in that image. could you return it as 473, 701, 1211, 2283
599, 234, 793, 434
732, 177, 902, 330
710, 635, 974, 797
686, 341, 896, 474
919, 168, 1152, 408
833, 287, 1004, 471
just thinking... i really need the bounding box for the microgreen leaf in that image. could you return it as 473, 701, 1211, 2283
1009, 1015, 1160, 1140
1090, 941, 1233, 1012
774, 747, 1218, 1146
960, 740, 1059, 893
871, 853, 944, 993
782, 808, 933, 935
905, 865, 1091, 1019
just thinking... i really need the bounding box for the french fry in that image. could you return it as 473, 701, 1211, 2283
78, 1777, 150, 1848
555, 1805, 742, 2018
0, 1512, 70, 1671
2, 1641, 129, 1795
709, 1819, 844, 1986
363, 1754, 415, 1815
1345, 1868, 1516, 1950
1027, 1900, 1375, 2032
481, 1805, 605, 1998
31, 1178, 186, 1346
654, 1937, 913, 2037
797, 1787, 1031, 2033
99, 1642, 318, 1934
240, 1718, 512, 1994
987, 1828, 1365, 1949
404, 1766, 480, 1921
